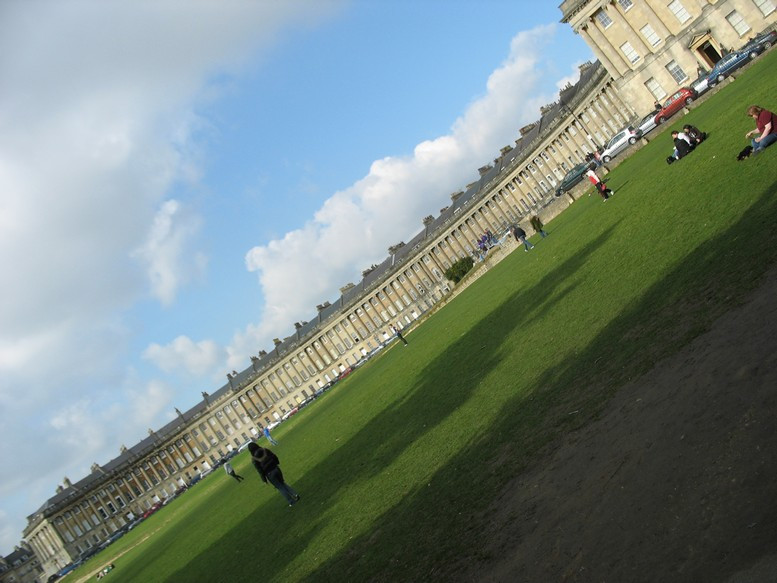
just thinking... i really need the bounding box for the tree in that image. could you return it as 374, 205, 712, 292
444, 256, 475, 284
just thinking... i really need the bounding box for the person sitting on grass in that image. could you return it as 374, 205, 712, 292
682, 124, 707, 145
745, 105, 777, 153
671, 130, 694, 160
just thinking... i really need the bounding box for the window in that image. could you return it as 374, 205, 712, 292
754, 0, 775, 16
726, 10, 750, 36
620, 41, 641, 64
596, 9, 613, 28
644, 77, 667, 101
665, 60, 688, 83
640, 24, 661, 47
668, 0, 691, 23
617, 0, 633, 9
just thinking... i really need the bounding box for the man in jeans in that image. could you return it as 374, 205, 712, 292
512, 225, 534, 252
248, 443, 300, 507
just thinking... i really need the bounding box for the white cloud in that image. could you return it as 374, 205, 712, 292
143, 335, 225, 377
243, 24, 558, 350
132, 200, 207, 306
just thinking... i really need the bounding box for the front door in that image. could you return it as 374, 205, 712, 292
699, 41, 722, 67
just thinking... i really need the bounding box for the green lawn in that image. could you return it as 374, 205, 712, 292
81, 51, 777, 583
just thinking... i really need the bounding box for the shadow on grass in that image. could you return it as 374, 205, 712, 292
294, 178, 777, 582
159, 170, 777, 582
161, 228, 617, 582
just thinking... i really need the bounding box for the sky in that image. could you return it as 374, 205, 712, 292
0, 0, 594, 553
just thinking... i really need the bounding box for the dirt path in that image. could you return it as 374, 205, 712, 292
455, 265, 777, 582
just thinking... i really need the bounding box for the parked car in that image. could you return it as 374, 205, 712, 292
740, 29, 777, 54
690, 72, 710, 96
281, 406, 298, 421
600, 126, 640, 162
654, 87, 697, 124
636, 111, 658, 137
706, 48, 760, 87
555, 162, 590, 196
142, 501, 162, 518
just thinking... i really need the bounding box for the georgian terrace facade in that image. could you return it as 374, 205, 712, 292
24, 60, 641, 580
561, 0, 777, 116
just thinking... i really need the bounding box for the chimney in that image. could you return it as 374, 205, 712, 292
202, 391, 210, 405
294, 322, 302, 330
477, 165, 492, 176
273, 338, 282, 346
540, 102, 557, 115
63, 477, 72, 488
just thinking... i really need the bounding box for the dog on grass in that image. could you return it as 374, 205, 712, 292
737, 145, 753, 161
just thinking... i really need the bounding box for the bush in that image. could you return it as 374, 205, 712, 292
444, 256, 475, 283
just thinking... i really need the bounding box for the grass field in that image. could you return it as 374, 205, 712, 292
72, 50, 777, 583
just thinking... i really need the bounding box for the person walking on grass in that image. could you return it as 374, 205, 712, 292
391, 324, 408, 346
586, 166, 611, 200
263, 425, 278, 446
512, 225, 534, 252
224, 461, 244, 482
529, 215, 548, 238
247, 443, 300, 507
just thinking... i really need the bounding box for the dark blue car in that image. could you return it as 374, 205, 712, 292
555, 162, 590, 197
706, 47, 761, 87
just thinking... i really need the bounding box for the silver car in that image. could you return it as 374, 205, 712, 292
601, 126, 640, 163
637, 112, 658, 137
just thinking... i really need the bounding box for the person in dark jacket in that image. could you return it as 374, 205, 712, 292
682, 124, 706, 145
671, 130, 693, 159
247, 442, 300, 506
529, 215, 548, 238
512, 225, 534, 252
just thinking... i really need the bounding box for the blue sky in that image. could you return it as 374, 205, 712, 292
0, 0, 593, 552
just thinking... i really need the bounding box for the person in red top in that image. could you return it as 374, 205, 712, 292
586, 167, 612, 201
746, 105, 777, 152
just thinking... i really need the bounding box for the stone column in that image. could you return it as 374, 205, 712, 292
643, 0, 673, 38
580, 23, 629, 74
610, 3, 651, 55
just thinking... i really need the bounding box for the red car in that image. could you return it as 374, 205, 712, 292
654, 87, 697, 124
